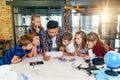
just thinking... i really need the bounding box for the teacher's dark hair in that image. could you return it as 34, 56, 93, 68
47, 20, 58, 29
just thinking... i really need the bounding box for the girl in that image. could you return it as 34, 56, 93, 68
27, 32, 40, 57
27, 14, 44, 54
28, 14, 44, 36
86, 32, 114, 57
74, 31, 89, 60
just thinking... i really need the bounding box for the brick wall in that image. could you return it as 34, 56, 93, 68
0, 0, 13, 57
0, 0, 13, 40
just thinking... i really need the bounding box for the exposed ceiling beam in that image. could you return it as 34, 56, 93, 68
6, 0, 120, 8
70, 0, 120, 8
6, 1, 64, 7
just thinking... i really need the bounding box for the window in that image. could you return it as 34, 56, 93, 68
72, 13, 99, 34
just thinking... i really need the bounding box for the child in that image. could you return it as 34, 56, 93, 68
0, 34, 33, 65
60, 31, 75, 56
27, 32, 40, 57
86, 32, 114, 57
74, 31, 89, 60
27, 14, 44, 54
28, 14, 44, 35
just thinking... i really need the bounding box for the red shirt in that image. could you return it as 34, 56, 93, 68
93, 42, 114, 57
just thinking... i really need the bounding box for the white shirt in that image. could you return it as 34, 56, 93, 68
66, 42, 75, 53
51, 36, 57, 49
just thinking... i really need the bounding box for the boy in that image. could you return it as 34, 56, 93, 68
0, 34, 33, 65
60, 31, 76, 56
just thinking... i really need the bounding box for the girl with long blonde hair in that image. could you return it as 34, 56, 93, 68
28, 14, 44, 54
86, 32, 114, 57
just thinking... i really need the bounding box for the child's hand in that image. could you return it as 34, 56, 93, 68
59, 46, 65, 51
83, 55, 89, 60
22, 54, 27, 60
35, 27, 40, 33
11, 56, 23, 64
63, 52, 67, 55
32, 41, 40, 46
43, 55, 51, 61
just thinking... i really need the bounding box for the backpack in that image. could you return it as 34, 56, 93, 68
94, 68, 120, 80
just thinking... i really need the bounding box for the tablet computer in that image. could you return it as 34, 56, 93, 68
46, 51, 63, 58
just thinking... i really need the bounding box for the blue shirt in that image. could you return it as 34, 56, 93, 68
0, 45, 31, 65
